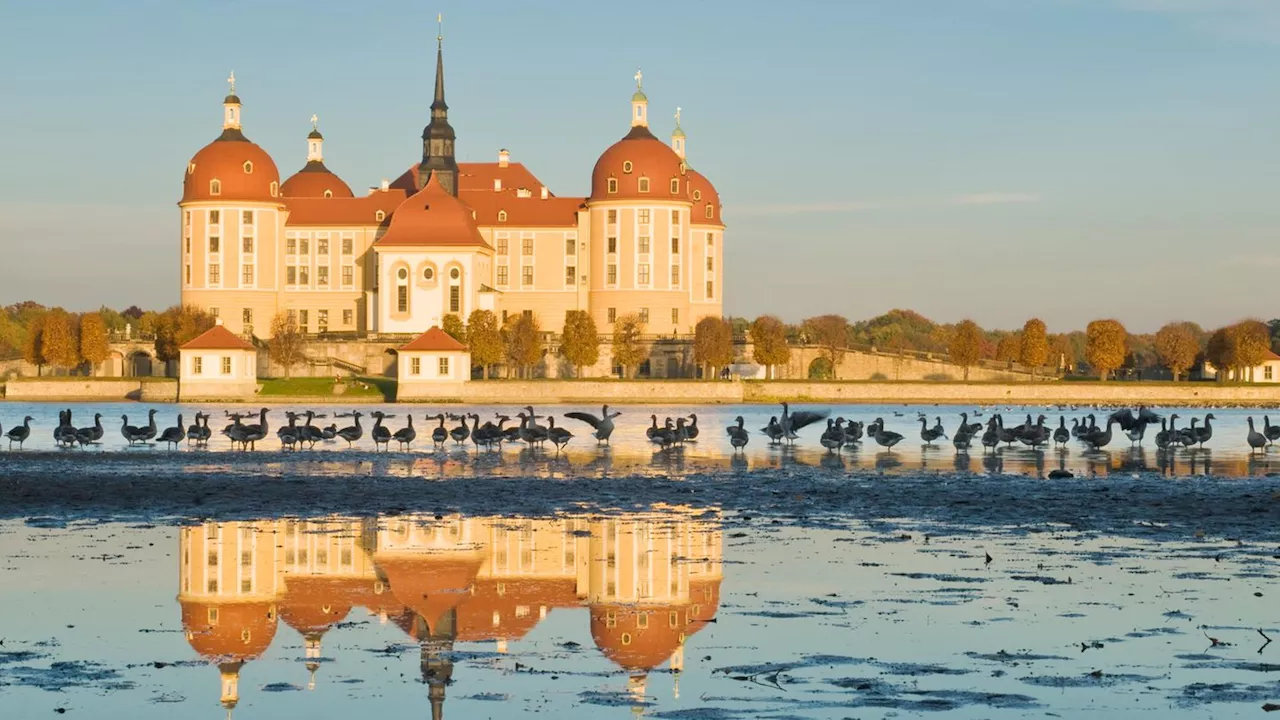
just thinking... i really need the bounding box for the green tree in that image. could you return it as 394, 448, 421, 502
22, 312, 47, 374
1019, 319, 1049, 377
1085, 319, 1127, 381
948, 319, 982, 380
466, 309, 503, 378
268, 312, 307, 378
611, 313, 647, 379
560, 310, 600, 378
41, 309, 80, 371
694, 316, 734, 379
154, 305, 214, 363
749, 315, 790, 380
502, 313, 542, 378
78, 313, 110, 375
98, 306, 127, 334
442, 313, 466, 344
1154, 321, 1200, 381
802, 314, 849, 380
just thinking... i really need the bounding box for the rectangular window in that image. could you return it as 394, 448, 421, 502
439, 357, 450, 375
318, 267, 329, 285
299, 267, 310, 285
707, 233, 715, 248
670, 178, 680, 193
707, 256, 714, 271
638, 264, 650, 285
565, 238, 576, 256
639, 236, 650, 254
286, 238, 297, 254
671, 264, 680, 286
607, 178, 618, 193
639, 307, 649, 323
241, 210, 253, 225
242, 237, 253, 253
318, 239, 329, 255
299, 239, 310, 255
497, 237, 508, 254
607, 209, 617, 224
317, 309, 328, 332
496, 265, 509, 285
638, 178, 650, 193
209, 210, 220, 224
607, 308, 616, 324
671, 210, 680, 224
607, 264, 617, 285
522, 238, 534, 255
706, 281, 714, 299
1268, 366, 1275, 381
299, 310, 308, 328
286, 266, 297, 285
210, 307, 219, 318
287, 309, 297, 324
242, 265, 253, 285
565, 266, 576, 285
449, 285, 460, 313
638, 209, 650, 224
185, 265, 191, 284
672, 308, 679, 324
341, 266, 353, 286
521, 266, 533, 286
185, 238, 190, 254
396, 286, 407, 313
342, 238, 353, 255
243, 308, 253, 325
209, 236, 220, 253
410, 357, 420, 375
607, 237, 617, 254
184, 211, 191, 227
671, 237, 679, 254
221, 356, 231, 374
342, 309, 353, 326
193, 357, 203, 374
209, 264, 220, 284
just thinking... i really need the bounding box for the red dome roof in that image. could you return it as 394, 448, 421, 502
686, 168, 722, 225
181, 600, 279, 661
281, 161, 354, 199
279, 577, 355, 637
589, 603, 689, 672
182, 130, 281, 204
375, 173, 490, 248
376, 553, 485, 632
590, 127, 690, 203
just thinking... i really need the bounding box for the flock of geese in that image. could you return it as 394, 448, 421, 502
4, 404, 1280, 457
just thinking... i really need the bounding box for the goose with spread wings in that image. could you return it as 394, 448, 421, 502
779, 402, 829, 444
564, 405, 621, 445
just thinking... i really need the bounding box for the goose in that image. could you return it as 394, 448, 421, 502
650, 418, 677, 450
473, 415, 500, 449
564, 405, 621, 445
321, 423, 338, 441
370, 411, 391, 451
238, 408, 269, 450
546, 417, 573, 453
75, 413, 104, 447
186, 413, 204, 445
1178, 417, 1200, 447
392, 415, 416, 451
1194, 414, 1215, 448
1125, 421, 1147, 446
195, 413, 212, 446
870, 423, 904, 451
843, 420, 864, 448
158, 415, 186, 450
1072, 415, 1094, 439
780, 402, 829, 443
429, 414, 449, 448
301, 411, 324, 448
995, 415, 1019, 447
1247, 417, 1268, 455
673, 417, 691, 445
761, 417, 784, 444
647, 415, 662, 441
278, 413, 302, 451
1052, 417, 1070, 448
919, 416, 946, 446
517, 412, 547, 446
980, 417, 1000, 453
952, 426, 973, 452
1019, 415, 1049, 449
449, 414, 471, 445
121, 415, 149, 446
491, 415, 516, 448
523, 407, 549, 444
820, 419, 845, 452
465, 414, 483, 448
1154, 419, 1172, 450
1264, 416, 1280, 446
6, 416, 32, 449
958, 413, 982, 436
1083, 418, 1117, 450
684, 414, 700, 441
866, 418, 883, 437
336, 412, 364, 448
726, 416, 749, 452
54, 409, 76, 447
139, 409, 159, 443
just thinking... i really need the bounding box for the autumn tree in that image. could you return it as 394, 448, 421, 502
994, 334, 1021, 367
948, 319, 982, 380
749, 315, 790, 380
502, 313, 543, 378
1018, 319, 1049, 377
466, 309, 503, 379
268, 312, 307, 378
1154, 321, 1200, 381
560, 310, 600, 378
39, 309, 80, 371
22, 312, 47, 375
1231, 320, 1271, 382
154, 305, 215, 363
1205, 327, 1233, 383
694, 316, 734, 379
78, 313, 110, 375
442, 313, 466, 344
1085, 319, 1127, 381
802, 314, 849, 380
611, 313, 647, 379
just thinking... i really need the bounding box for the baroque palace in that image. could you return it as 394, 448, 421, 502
178, 34, 725, 341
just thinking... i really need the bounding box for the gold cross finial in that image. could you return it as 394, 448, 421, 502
227, 71, 235, 94
311, 113, 318, 130
635, 68, 643, 90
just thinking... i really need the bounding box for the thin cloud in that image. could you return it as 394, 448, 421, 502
950, 193, 1041, 206
732, 201, 881, 217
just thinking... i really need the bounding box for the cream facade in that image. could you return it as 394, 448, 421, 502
178, 40, 724, 342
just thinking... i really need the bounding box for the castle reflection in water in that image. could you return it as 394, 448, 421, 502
177, 507, 722, 716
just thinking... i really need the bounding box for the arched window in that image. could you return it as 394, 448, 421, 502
243, 161, 253, 174
706, 204, 714, 220
622, 161, 633, 174
209, 179, 221, 195
638, 177, 650, 193
497, 210, 507, 222
607, 178, 618, 194
323, 189, 333, 198
395, 267, 409, 313
269, 181, 278, 197
375, 210, 386, 222
670, 178, 680, 194
679, 162, 687, 175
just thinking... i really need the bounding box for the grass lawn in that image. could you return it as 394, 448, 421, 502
258, 376, 397, 401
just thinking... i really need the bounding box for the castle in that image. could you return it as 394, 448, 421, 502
178, 33, 725, 341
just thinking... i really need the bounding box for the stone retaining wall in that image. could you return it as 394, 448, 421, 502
3, 379, 178, 402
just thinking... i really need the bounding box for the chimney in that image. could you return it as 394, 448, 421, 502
368, 186, 378, 196
494, 178, 502, 192
215, 317, 224, 326
498, 148, 510, 168
380, 178, 389, 192
540, 186, 548, 200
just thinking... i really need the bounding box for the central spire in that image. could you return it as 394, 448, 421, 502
419, 13, 458, 195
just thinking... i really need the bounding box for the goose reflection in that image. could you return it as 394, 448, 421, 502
819, 452, 846, 472
874, 452, 901, 472
981, 451, 1003, 475
729, 453, 749, 472
1084, 450, 1112, 477
952, 451, 973, 474
1117, 447, 1148, 473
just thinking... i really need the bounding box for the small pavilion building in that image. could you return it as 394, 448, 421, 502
397, 326, 470, 399
178, 322, 258, 401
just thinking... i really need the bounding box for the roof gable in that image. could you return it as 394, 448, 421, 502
181, 324, 255, 351
400, 326, 468, 352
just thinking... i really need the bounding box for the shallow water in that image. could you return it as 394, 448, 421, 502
0, 510, 1277, 718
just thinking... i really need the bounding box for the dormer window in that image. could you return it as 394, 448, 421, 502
706, 205, 715, 220
607, 178, 618, 194
622, 161, 633, 174
693, 189, 702, 201
188, 162, 196, 175
638, 177, 650, 193
323, 189, 333, 198
670, 178, 680, 193
209, 179, 221, 196
498, 210, 508, 222
375, 210, 386, 222
269, 181, 278, 197
243, 161, 253, 174
679, 162, 687, 176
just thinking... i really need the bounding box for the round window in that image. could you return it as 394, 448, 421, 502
450, 268, 460, 280
397, 268, 408, 280
243, 161, 253, 174
622, 161, 633, 174
423, 267, 434, 281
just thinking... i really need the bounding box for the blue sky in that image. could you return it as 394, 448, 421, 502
1, 0, 1278, 332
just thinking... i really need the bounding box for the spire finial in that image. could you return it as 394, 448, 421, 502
674, 107, 682, 127
227, 71, 236, 94
437, 13, 443, 46
311, 113, 319, 131
635, 67, 643, 90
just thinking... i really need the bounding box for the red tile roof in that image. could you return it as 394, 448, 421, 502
181, 324, 255, 351
463, 190, 584, 227
281, 161, 354, 199
284, 189, 406, 226
458, 162, 546, 194
591, 126, 689, 203
399, 326, 467, 352
374, 174, 489, 248
183, 132, 282, 204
